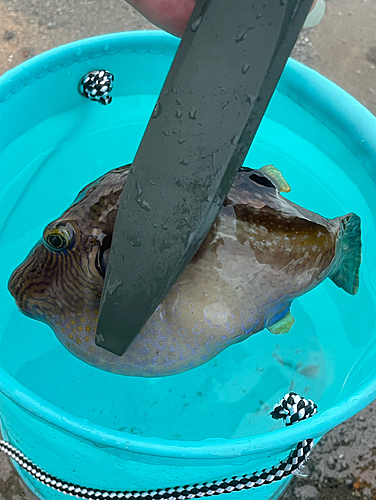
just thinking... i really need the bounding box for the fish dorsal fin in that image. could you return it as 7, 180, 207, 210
260, 165, 291, 193
267, 312, 295, 335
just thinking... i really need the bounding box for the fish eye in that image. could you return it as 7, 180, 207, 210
95, 233, 112, 277
43, 224, 73, 253
45, 233, 67, 250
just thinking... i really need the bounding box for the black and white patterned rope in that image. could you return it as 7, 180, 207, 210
79, 70, 114, 105
0, 392, 317, 499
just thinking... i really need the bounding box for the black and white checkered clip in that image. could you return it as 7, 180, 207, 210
79, 70, 114, 105
0, 392, 317, 499
271, 392, 318, 426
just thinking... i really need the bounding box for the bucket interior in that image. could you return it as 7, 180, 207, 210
1, 35, 376, 443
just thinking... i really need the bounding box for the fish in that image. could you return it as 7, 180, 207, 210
8, 164, 361, 377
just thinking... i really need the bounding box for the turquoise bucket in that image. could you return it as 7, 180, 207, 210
1, 31, 376, 500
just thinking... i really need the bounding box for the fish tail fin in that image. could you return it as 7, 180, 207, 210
330, 213, 361, 295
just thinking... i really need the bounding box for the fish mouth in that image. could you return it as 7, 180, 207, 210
8, 268, 40, 319
8, 268, 23, 300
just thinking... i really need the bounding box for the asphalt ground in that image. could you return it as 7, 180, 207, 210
1, 1, 376, 499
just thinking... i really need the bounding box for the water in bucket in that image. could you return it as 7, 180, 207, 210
0, 32, 376, 500
0, 89, 371, 437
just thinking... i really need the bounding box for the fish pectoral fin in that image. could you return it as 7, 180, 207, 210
260, 165, 291, 193
267, 312, 295, 335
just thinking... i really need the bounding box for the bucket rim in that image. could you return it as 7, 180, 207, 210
1, 30, 376, 459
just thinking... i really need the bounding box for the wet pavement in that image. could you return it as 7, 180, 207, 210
1, 0, 376, 499
280, 402, 376, 500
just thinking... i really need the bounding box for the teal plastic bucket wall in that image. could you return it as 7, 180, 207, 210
0, 31, 376, 500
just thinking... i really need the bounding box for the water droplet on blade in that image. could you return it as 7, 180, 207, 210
241, 63, 250, 74
191, 16, 202, 31
235, 26, 255, 43
230, 135, 239, 146
236, 31, 247, 43
107, 278, 122, 294
141, 200, 151, 212
188, 107, 198, 120
134, 181, 151, 211
135, 180, 142, 198
130, 237, 142, 248
151, 101, 162, 119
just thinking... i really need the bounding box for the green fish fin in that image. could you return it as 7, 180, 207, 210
260, 165, 291, 193
268, 312, 295, 335
330, 213, 361, 295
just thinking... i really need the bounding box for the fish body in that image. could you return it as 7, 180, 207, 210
8, 165, 361, 376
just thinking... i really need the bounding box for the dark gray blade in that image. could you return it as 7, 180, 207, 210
96, 0, 314, 356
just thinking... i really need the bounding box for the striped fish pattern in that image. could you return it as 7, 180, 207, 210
8, 165, 361, 376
